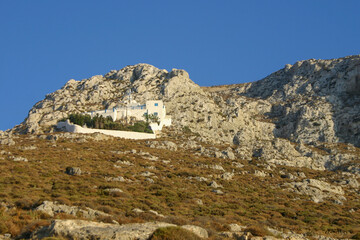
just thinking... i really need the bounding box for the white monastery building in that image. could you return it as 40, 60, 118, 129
85, 100, 172, 131
58, 99, 171, 140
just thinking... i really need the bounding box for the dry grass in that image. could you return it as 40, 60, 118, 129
0, 133, 359, 238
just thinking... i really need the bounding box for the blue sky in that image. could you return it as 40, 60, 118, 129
1, 0, 359, 130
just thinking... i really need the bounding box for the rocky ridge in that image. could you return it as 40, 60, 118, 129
228, 56, 360, 146
10, 56, 360, 174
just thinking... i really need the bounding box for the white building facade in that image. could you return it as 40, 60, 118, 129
85, 100, 171, 131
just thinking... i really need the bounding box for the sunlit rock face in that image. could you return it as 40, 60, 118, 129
14, 55, 360, 172
233, 56, 360, 146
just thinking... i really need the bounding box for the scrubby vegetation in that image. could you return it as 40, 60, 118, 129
63, 113, 153, 133
0, 131, 359, 238
243, 225, 273, 237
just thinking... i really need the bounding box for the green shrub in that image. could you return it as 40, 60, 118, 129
15, 198, 34, 210
183, 126, 192, 134
63, 113, 152, 133
16, 220, 50, 239
128, 121, 152, 133
149, 226, 201, 240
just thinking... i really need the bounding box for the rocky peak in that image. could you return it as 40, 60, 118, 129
105, 63, 168, 83
241, 55, 360, 101
224, 55, 360, 146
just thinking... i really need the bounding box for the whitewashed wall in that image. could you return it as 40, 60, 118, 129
82, 100, 171, 131
146, 100, 166, 121
57, 121, 156, 140
88, 109, 118, 121
162, 117, 172, 126
127, 108, 147, 120
149, 117, 171, 132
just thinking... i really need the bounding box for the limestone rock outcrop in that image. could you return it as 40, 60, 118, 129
35, 201, 110, 219
234, 55, 360, 146
31, 220, 208, 240
283, 179, 346, 204
0, 131, 15, 146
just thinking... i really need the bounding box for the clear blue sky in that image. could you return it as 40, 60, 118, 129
1, 0, 359, 131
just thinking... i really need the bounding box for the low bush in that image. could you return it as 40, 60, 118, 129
0, 222, 8, 234
149, 226, 202, 240
97, 206, 112, 214
17, 220, 50, 239
54, 197, 72, 206
352, 232, 360, 240
244, 225, 272, 237
15, 198, 34, 210
164, 216, 188, 226
128, 121, 153, 133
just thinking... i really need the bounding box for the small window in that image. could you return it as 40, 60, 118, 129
154, 112, 158, 116
155, 103, 158, 106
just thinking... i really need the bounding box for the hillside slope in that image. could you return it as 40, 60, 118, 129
0, 132, 359, 239
1, 56, 360, 239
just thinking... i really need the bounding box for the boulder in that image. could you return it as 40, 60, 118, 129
284, 179, 346, 204
0, 138, 15, 146
32, 220, 176, 240
209, 181, 223, 188
65, 167, 82, 176
10, 156, 28, 162
228, 223, 246, 232
35, 201, 110, 219
104, 188, 123, 193
148, 140, 178, 151
221, 172, 234, 180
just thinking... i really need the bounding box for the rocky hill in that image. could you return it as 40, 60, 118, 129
13, 56, 360, 173
1, 55, 360, 239
233, 56, 360, 146
0, 131, 359, 239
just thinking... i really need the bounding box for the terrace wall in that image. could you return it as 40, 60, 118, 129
57, 121, 156, 140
